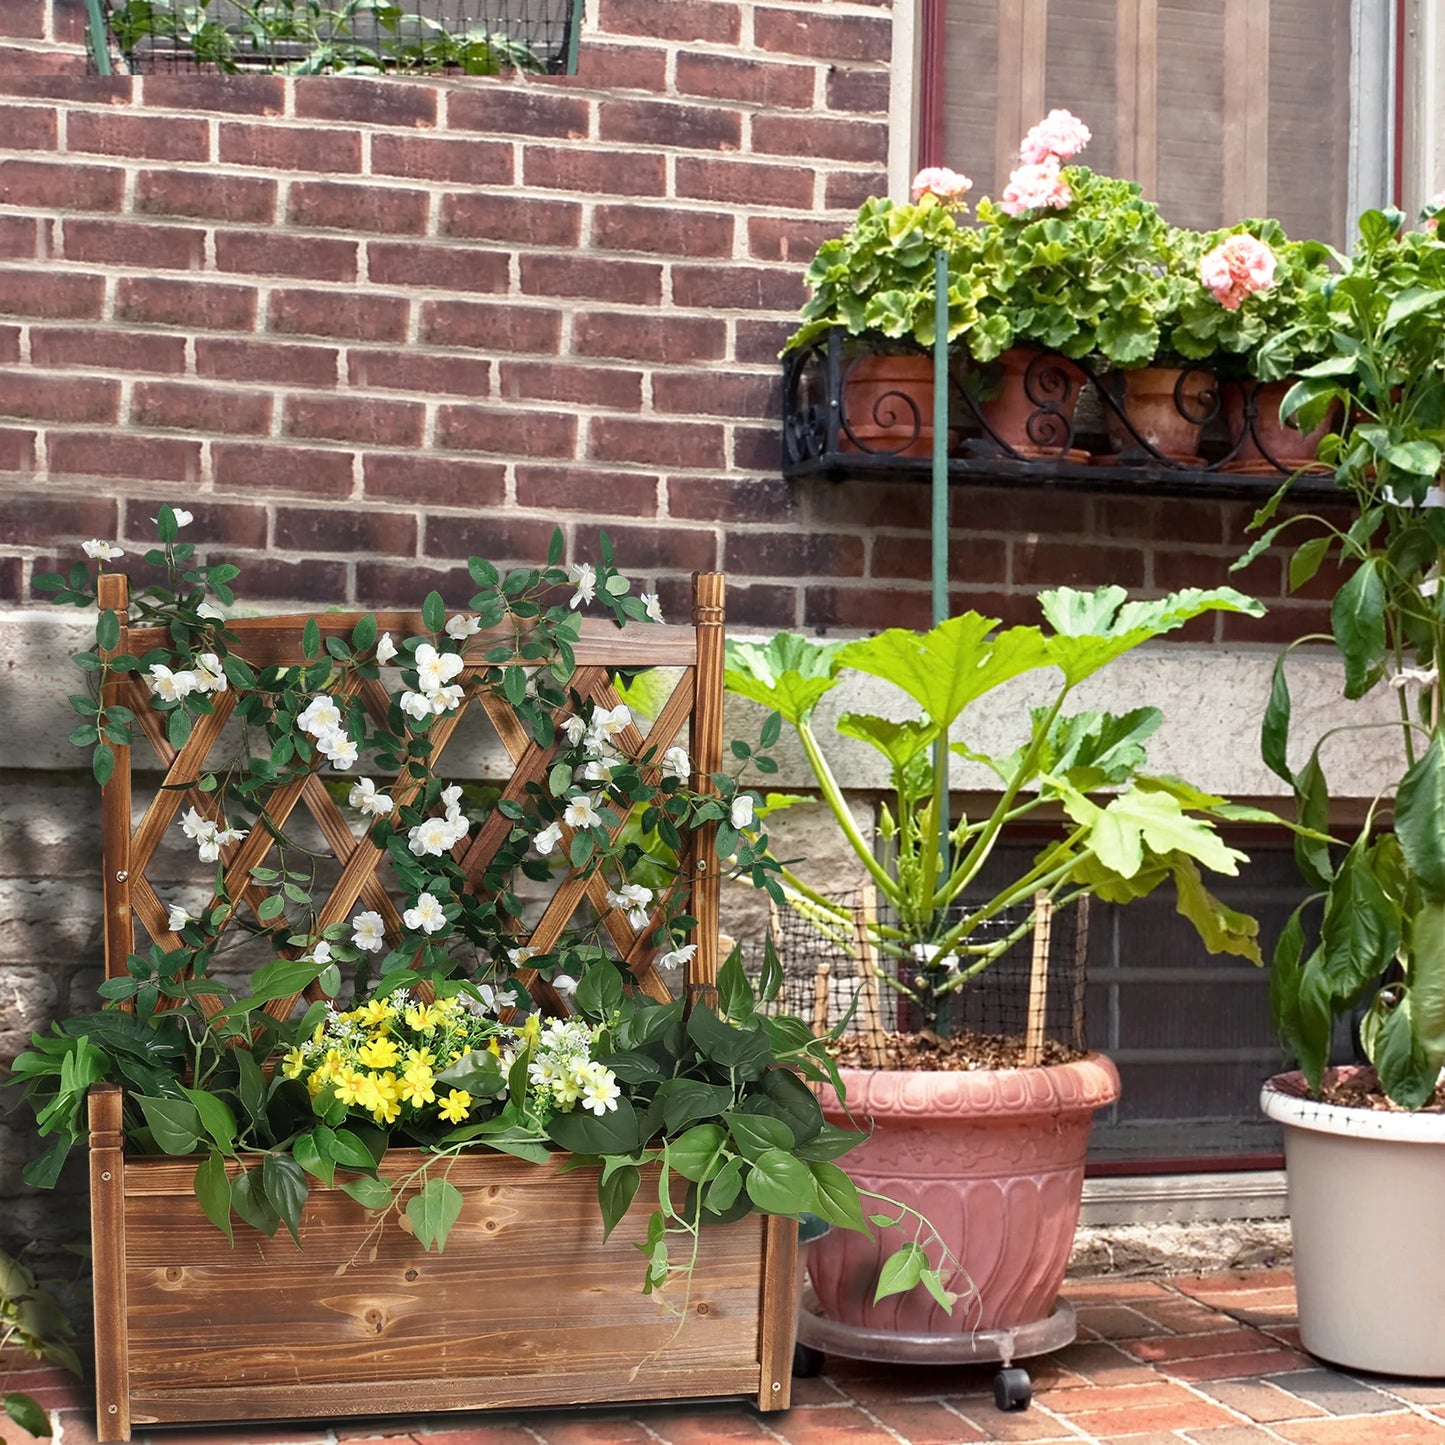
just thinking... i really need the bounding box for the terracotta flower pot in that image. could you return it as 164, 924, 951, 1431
808, 1056, 1121, 1335
972, 346, 1089, 462
839, 352, 937, 460
1105, 366, 1216, 466
1220, 380, 1340, 475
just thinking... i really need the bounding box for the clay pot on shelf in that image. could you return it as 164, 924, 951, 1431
1220, 380, 1340, 475
1104, 366, 1216, 467
969, 346, 1090, 463
839, 352, 939, 461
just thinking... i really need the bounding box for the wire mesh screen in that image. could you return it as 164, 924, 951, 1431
98, 0, 579, 75
757, 890, 1090, 1056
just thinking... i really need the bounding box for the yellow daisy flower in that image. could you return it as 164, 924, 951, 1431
358, 1036, 401, 1070
437, 1089, 472, 1123
281, 1047, 307, 1079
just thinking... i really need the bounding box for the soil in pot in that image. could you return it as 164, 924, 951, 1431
967, 346, 1091, 463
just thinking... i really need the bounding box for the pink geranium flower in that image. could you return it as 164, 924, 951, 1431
1019, 109, 1092, 165
1199, 234, 1277, 310
999, 156, 1072, 217
910, 166, 973, 210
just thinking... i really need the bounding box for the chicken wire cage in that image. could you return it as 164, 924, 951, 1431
758, 889, 1090, 1056
90, 0, 582, 75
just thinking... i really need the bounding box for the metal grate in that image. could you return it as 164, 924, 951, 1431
93, 0, 581, 75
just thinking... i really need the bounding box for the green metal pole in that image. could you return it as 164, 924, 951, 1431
84, 0, 113, 75
931, 250, 950, 870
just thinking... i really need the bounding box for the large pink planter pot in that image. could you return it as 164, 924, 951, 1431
810, 1056, 1121, 1334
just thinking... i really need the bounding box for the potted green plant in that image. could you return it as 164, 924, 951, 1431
1, 1246, 79, 1442
1240, 203, 1445, 1374
725, 583, 1271, 1380
5, 514, 959, 1441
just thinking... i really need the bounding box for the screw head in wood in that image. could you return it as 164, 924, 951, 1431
115, 870, 129, 882
101, 1171, 112, 1181
772, 1381, 781, 1392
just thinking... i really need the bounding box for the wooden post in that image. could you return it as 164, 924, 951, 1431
97, 573, 133, 982
1023, 890, 1053, 1066
89, 1084, 130, 1443
852, 885, 887, 1067
688, 571, 725, 1017
755, 1214, 799, 1411
811, 960, 831, 1038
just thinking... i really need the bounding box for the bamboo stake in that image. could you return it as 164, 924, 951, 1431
1071, 895, 1091, 1053
1024, 889, 1053, 1066
853, 884, 887, 1067
811, 960, 831, 1038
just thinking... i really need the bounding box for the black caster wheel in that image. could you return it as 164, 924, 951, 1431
792, 1342, 825, 1378
994, 1366, 1032, 1411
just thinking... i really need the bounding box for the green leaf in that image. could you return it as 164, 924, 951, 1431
301, 616, 321, 660
135, 1095, 201, 1155
92, 742, 115, 787
262, 1152, 309, 1247
759, 711, 782, 749
574, 961, 624, 1022
292, 1130, 334, 1188
180, 1086, 237, 1153
705, 1156, 745, 1215
715, 946, 755, 1023
1395, 735, 1445, 901
598, 1163, 640, 1240
1409, 899, 1445, 1073
873, 1241, 928, 1303
1261, 654, 1293, 787
1171, 857, 1261, 963
807, 1160, 869, 1233
96, 608, 121, 651
230, 1166, 282, 1236
667, 1123, 728, 1183
3, 1391, 51, 1437
325, 1127, 379, 1171
1385, 440, 1443, 477
658, 1078, 735, 1134
339, 1173, 393, 1211
352, 614, 378, 653
723, 634, 846, 725
406, 1177, 463, 1253
1371, 997, 1436, 1109
726, 1111, 795, 1162
755, 1067, 825, 1143
422, 590, 447, 633
1384, 285, 1445, 330
193, 1150, 234, 1246
1330, 559, 1386, 699
743, 1147, 817, 1216
1320, 843, 1401, 994
546, 1096, 640, 1155
1287, 536, 1331, 595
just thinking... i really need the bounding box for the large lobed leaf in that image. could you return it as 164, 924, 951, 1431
724, 634, 846, 724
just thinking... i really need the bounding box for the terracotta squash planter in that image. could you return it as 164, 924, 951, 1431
1261, 1070, 1445, 1377
839, 352, 939, 460
804, 1056, 1120, 1345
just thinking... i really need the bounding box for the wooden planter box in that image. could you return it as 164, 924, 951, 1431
90, 1086, 799, 1441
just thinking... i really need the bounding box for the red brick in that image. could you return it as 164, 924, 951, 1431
31, 326, 187, 373
522, 146, 665, 197
362, 452, 506, 508
0, 103, 56, 148
748, 215, 844, 263
212, 442, 354, 498
447, 87, 589, 139
436, 404, 576, 458
267, 289, 409, 343
0, 75, 132, 103
873, 533, 1009, 585
0, 0, 44, 37
139, 76, 285, 115
598, 99, 742, 150
736, 317, 796, 363
734, 424, 787, 471
571, 41, 668, 92
0, 369, 118, 423
132, 380, 272, 435
826, 170, 888, 210
123, 499, 268, 548
0, 158, 124, 210
47, 430, 201, 484
62, 217, 205, 270
573, 312, 726, 364
0, 493, 117, 545
588, 417, 726, 469
516, 466, 658, 515
0, 325, 17, 363
666, 476, 798, 522
519, 254, 662, 305
0, 269, 103, 320
659, 574, 793, 629
371, 133, 512, 184
0, 427, 37, 473
49, 0, 90, 42
68, 110, 209, 161
417, 514, 563, 564
654, 371, 776, 418
826, 66, 891, 113
498, 361, 643, 411
753, 113, 888, 164
294, 76, 437, 127
196, 338, 339, 388
949, 483, 1090, 534
805, 583, 932, 630
419, 300, 561, 354
0, 43, 84, 74
136, 169, 277, 223
367, 241, 508, 293
282, 395, 424, 447
287, 180, 429, 234
597, 0, 740, 43
1014, 539, 1146, 588
754, 6, 891, 61
219, 122, 362, 173
347, 349, 491, 399
216, 231, 359, 283
592, 204, 734, 257
674, 156, 810, 208
0, 215, 41, 257
441, 193, 582, 247
672, 263, 805, 311
273, 506, 417, 556
675, 53, 814, 108
726, 530, 864, 578
116, 277, 257, 331
589, 522, 716, 571
227, 555, 350, 603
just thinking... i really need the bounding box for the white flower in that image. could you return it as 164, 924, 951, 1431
403, 891, 448, 935
375, 632, 398, 665
589, 703, 632, 742
148, 664, 197, 703
563, 795, 602, 830
1390, 666, 1440, 691
315, 728, 358, 770
445, 613, 481, 640
351, 911, 386, 953
730, 793, 756, 830
196, 602, 226, 621
214, 825, 247, 847
1423, 578, 1441, 599
348, 777, 394, 817
400, 690, 434, 722
440, 784, 464, 820
82, 539, 123, 561
152, 508, 193, 528
409, 816, 460, 857
508, 945, 539, 967
641, 592, 663, 624
468, 983, 498, 1015
179, 807, 212, 842
308, 941, 333, 966
605, 882, 653, 930
552, 973, 579, 998
191, 653, 227, 694
662, 746, 690, 782
298, 695, 342, 736
561, 714, 589, 747
414, 643, 464, 695
533, 820, 564, 855
568, 562, 597, 610
657, 942, 698, 972
580, 1065, 621, 1115
581, 756, 618, 784
430, 684, 465, 714
166, 904, 191, 932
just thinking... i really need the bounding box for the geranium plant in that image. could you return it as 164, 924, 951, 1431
7, 513, 959, 1309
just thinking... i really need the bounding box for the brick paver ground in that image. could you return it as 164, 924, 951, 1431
7, 1269, 1445, 1445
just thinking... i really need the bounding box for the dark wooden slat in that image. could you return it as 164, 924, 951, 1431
98, 574, 135, 980
756, 1213, 800, 1411
88, 1085, 130, 1444
688, 572, 725, 1010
